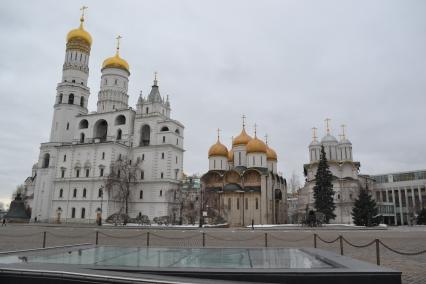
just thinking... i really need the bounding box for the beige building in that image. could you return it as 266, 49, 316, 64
201, 122, 287, 227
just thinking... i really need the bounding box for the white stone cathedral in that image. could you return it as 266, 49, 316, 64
296, 121, 372, 224
28, 11, 184, 223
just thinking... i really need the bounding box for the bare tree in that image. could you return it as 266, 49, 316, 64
105, 158, 140, 219
289, 171, 301, 195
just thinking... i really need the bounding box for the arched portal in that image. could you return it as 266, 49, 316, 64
94, 119, 108, 142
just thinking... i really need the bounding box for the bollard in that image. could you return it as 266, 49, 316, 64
314, 234, 317, 248
42, 231, 47, 248
264, 233, 268, 247
339, 235, 344, 255
202, 232, 206, 247
95, 231, 99, 245
375, 239, 380, 266
147, 231, 150, 247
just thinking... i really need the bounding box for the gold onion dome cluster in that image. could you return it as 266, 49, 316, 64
208, 139, 228, 158
102, 52, 130, 73
67, 17, 92, 46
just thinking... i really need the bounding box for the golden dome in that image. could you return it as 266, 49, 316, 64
233, 127, 252, 146
246, 136, 267, 154
67, 18, 92, 46
102, 35, 130, 73
228, 150, 234, 162
266, 146, 278, 161
102, 53, 130, 73
208, 139, 228, 158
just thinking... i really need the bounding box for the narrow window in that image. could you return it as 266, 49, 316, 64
85, 169, 89, 177
117, 170, 121, 177
228, 198, 231, 210
79, 53, 82, 61
102, 152, 105, 160
71, 208, 76, 218
59, 189, 63, 198
61, 170, 65, 178
146, 107, 149, 114
161, 153, 164, 159
76, 169, 80, 177
255, 198, 259, 210
118, 154, 122, 160
140, 190, 143, 199
105, 79, 107, 85
160, 190, 163, 197
161, 172, 164, 179
142, 154, 145, 161
214, 160, 216, 169
114, 79, 118, 85
66, 122, 70, 130
245, 198, 248, 210
81, 208, 85, 219
73, 188, 77, 198
140, 171, 144, 180
162, 136, 166, 143
116, 129, 122, 140
63, 155, 67, 162
237, 198, 240, 210
176, 156, 178, 164
83, 188, 86, 198
176, 138, 178, 145
72, 79, 75, 83
261, 156, 263, 166
221, 160, 223, 169
252, 156, 255, 165
238, 152, 241, 165
80, 133, 85, 143
80, 97, 84, 107
68, 94, 74, 104
100, 168, 104, 177
98, 189, 103, 198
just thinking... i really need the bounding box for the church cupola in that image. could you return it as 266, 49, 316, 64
308, 127, 321, 162
320, 118, 338, 161
338, 124, 353, 161
138, 73, 171, 117
208, 129, 229, 171
231, 115, 252, 167
50, 7, 92, 143
246, 124, 267, 168
97, 36, 130, 113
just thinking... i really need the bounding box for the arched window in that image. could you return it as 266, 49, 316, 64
94, 119, 108, 142
79, 119, 88, 129
161, 126, 169, 132
73, 188, 77, 198
82, 188, 87, 198
80, 97, 84, 107
116, 129, 122, 140
59, 188, 63, 198
140, 125, 151, 146
68, 93, 74, 104
42, 153, 50, 168
80, 133, 85, 143
140, 190, 143, 199
81, 208, 86, 219
115, 115, 126, 125
58, 94, 63, 104
175, 129, 180, 135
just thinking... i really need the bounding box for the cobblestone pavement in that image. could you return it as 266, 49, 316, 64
0, 225, 425, 284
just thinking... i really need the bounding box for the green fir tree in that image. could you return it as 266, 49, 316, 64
351, 187, 378, 226
313, 145, 336, 223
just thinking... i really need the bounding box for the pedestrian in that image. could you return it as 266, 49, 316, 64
34, 216, 37, 223
2, 218, 6, 226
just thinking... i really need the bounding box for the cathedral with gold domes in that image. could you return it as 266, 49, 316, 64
27, 8, 185, 223
201, 120, 287, 227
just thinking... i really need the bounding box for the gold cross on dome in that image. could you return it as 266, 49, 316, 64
312, 127, 318, 141
217, 128, 221, 140
264, 134, 269, 144
242, 114, 246, 128
80, 6, 88, 19
325, 118, 331, 134
116, 35, 122, 53
341, 124, 346, 140
254, 123, 257, 137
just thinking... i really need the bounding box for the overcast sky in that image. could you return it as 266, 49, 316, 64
1, 0, 426, 206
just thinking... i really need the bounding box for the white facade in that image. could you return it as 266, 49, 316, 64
29, 19, 184, 223
297, 126, 368, 224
